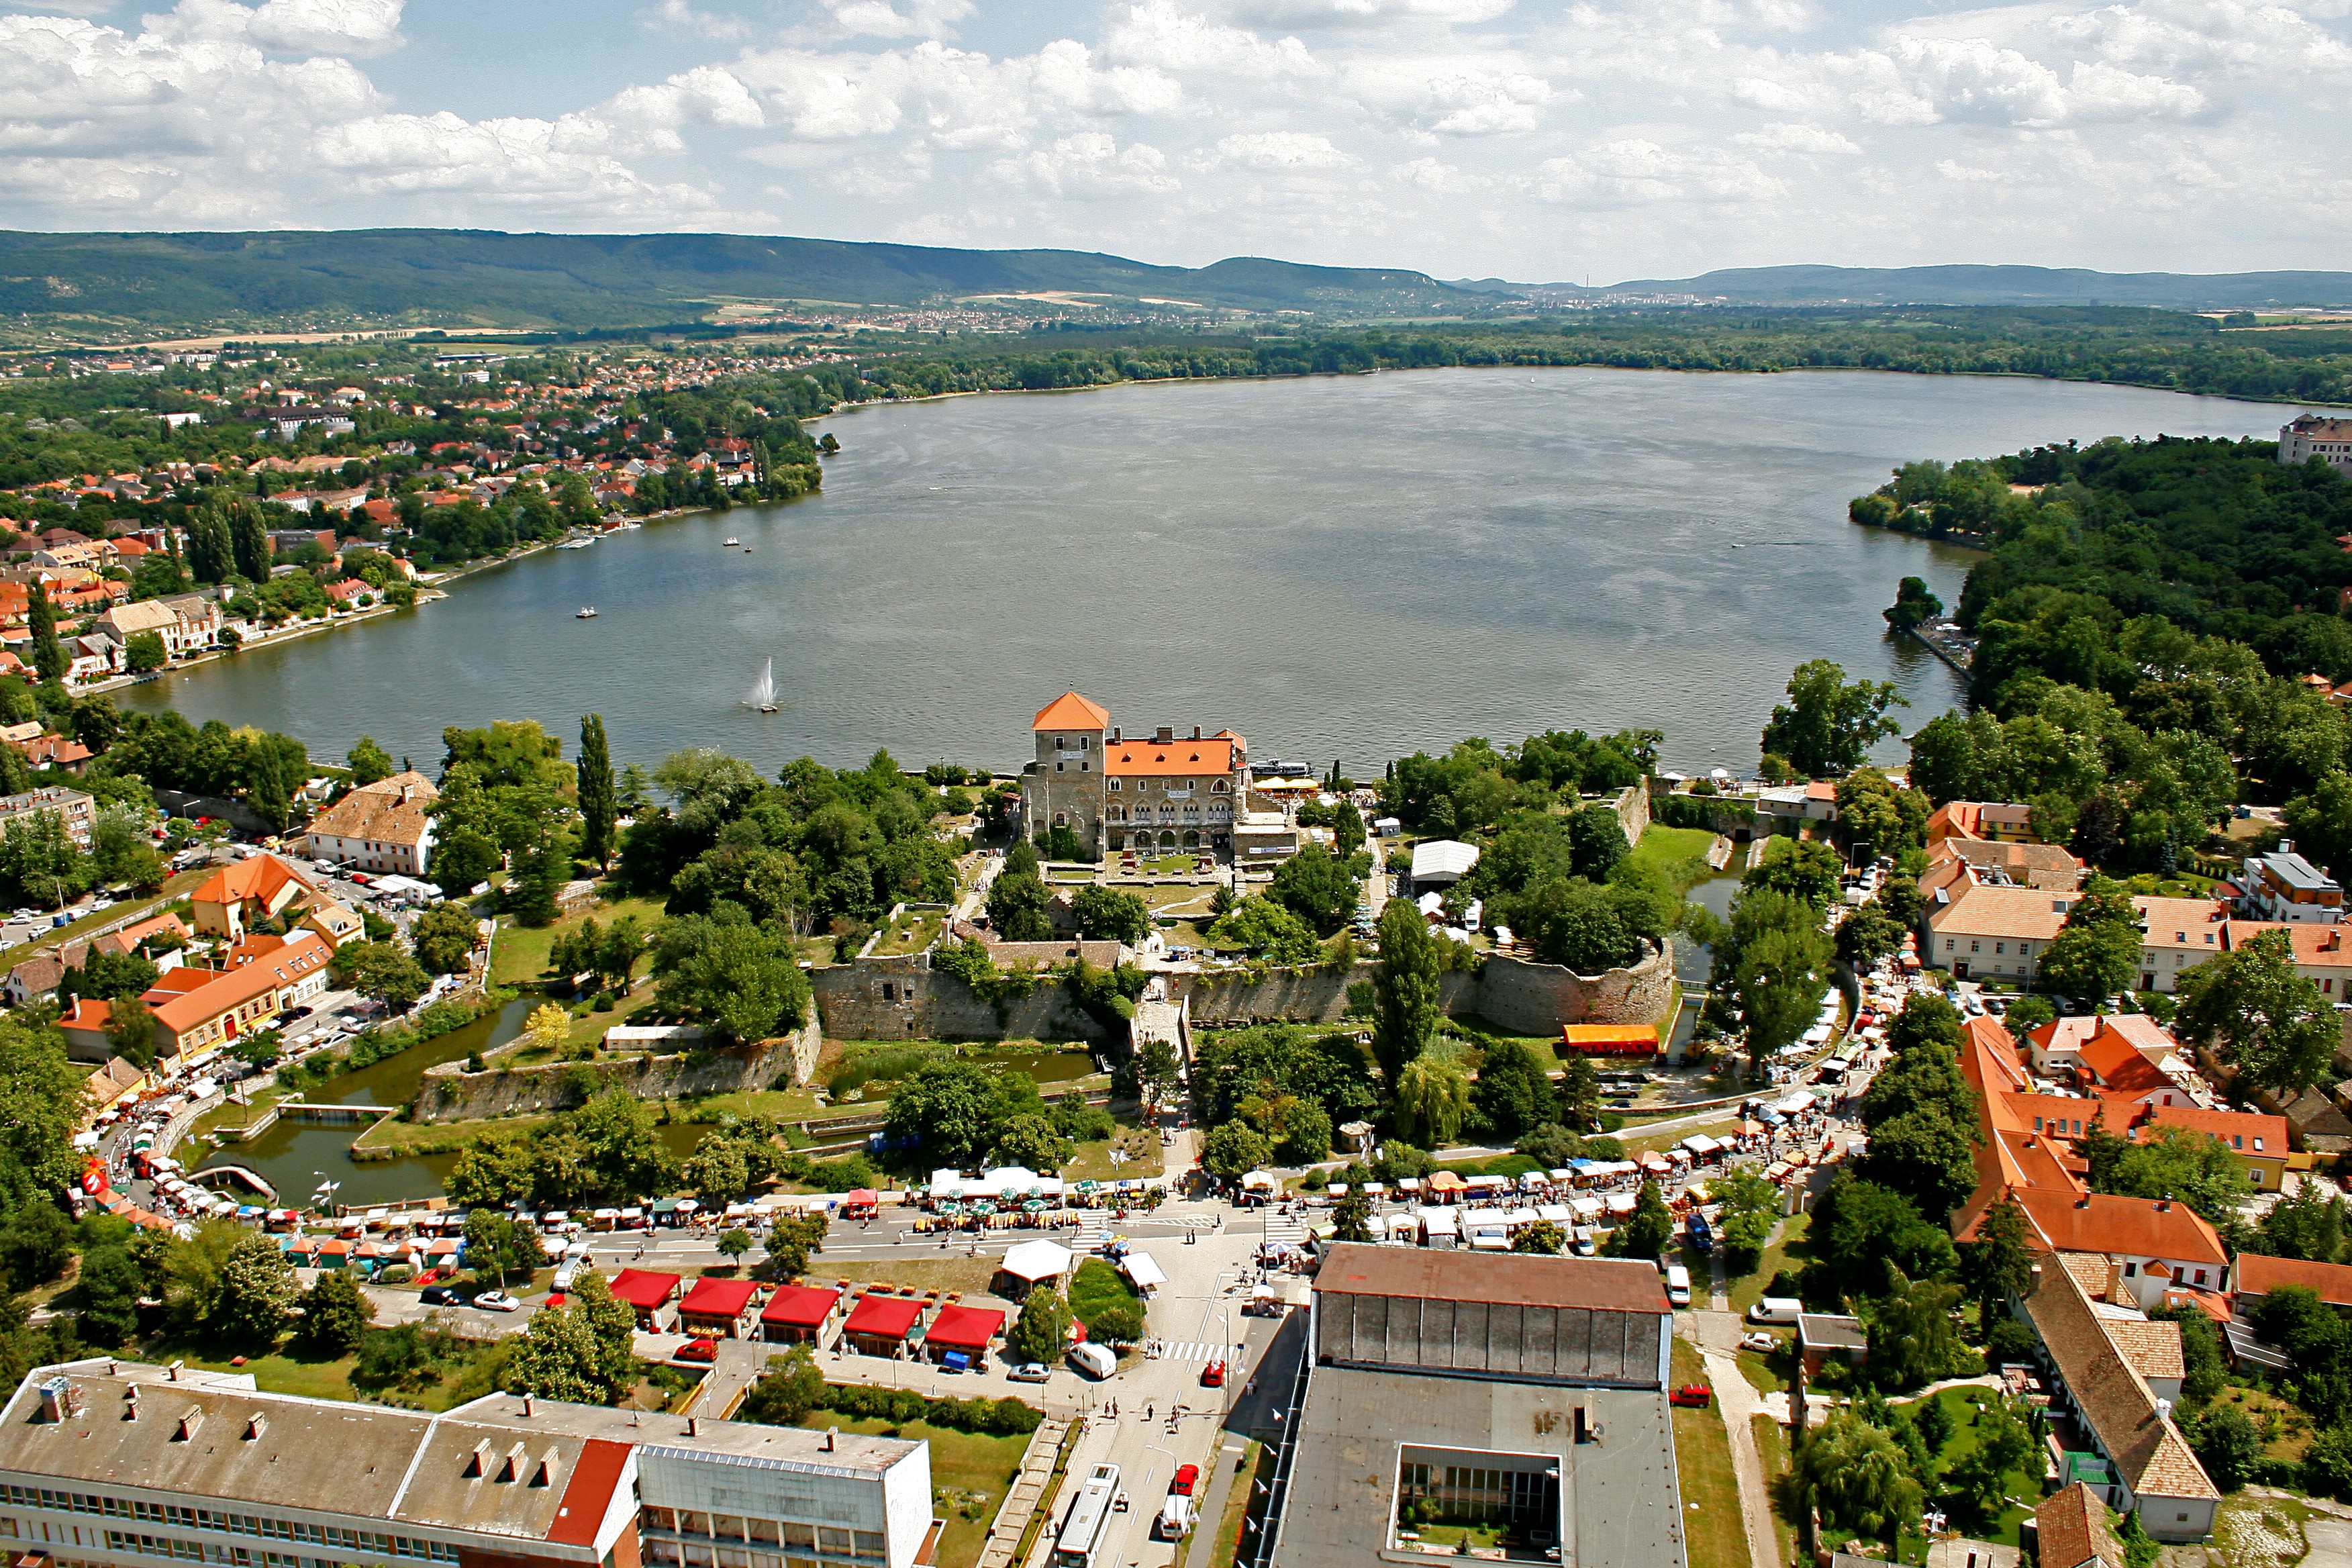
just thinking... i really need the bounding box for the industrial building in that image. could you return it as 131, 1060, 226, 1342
0, 1361, 938, 1568
1264, 1245, 1685, 1568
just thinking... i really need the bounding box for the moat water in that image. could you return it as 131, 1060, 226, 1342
123, 366, 2300, 778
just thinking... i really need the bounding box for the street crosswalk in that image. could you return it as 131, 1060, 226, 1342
1153, 1340, 1244, 1365
1261, 1214, 1306, 1251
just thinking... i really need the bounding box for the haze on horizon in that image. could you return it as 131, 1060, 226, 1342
0, 0, 2344, 286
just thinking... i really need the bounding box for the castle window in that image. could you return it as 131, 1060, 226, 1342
1212, 780, 1227, 793
1108, 779, 1122, 791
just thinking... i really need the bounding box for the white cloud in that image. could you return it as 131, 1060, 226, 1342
1191, 129, 1359, 167
1732, 120, 1859, 152
736, 38, 1181, 150
985, 132, 1180, 195
1733, 30, 2206, 126
1534, 138, 1781, 204
1101, 1, 1321, 81
820, 0, 973, 41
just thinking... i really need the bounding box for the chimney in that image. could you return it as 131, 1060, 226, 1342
175, 1408, 205, 1442
2075, 1195, 2090, 1209
36, 1377, 70, 1424
824, 1426, 838, 1453
467, 1439, 492, 1477
2282, 839, 2296, 856
167, 1361, 183, 1383
1111, 728, 1121, 744
1155, 726, 1173, 744
2157, 1197, 2171, 1212
244, 1414, 266, 1442
686, 1416, 701, 1438
123, 1387, 140, 1422
1191, 726, 1202, 741
520, 1393, 533, 1417
532, 1451, 558, 1487
500, 1442, 528, 1482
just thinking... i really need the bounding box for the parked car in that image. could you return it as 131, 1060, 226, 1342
1006, 1363, 1051, 1383
1669, 1384, 1713, 1409
474, 1290, 522, 1312
1200, 1359, 1226, 1388
1739, 1332, 1779, 1354
675, 1338, 720, 1365
420, 1286, 459, 1306
1171, 1465, 1200, 1497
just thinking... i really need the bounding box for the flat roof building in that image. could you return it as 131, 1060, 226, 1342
0, 1360, 936, 1568
1265, 1244, 1683, 1568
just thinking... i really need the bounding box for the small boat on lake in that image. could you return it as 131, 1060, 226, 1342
725, 537, 740, 547
558, 537, 595, 550
744, 658, 779, 713
576, 606, 599, 619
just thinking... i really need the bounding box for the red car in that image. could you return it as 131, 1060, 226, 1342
1172, 1465, 1200, 1497
1200, 1359, 1226, 1388
675, 1338, 720, 1365
1669, 1383, 1713, 1409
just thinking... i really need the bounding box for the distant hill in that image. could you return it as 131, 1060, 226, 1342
1448, 264, 2352, 310
0, 230, 1475, 335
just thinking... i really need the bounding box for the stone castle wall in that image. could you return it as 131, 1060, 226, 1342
411, 1003, 822, 1123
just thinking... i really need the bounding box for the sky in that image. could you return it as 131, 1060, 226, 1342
1, 0, 2347, 283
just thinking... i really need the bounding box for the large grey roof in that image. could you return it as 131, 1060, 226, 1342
1271, 1366, 1684, 1568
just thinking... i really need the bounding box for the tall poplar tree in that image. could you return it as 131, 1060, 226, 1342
230, 503, 271, 583
577, 713, 616, 870
1373, 897, 1442, 1087
28, 582, 64, 685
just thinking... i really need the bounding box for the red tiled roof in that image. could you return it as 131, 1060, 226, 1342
1032, 691, 1109, 732
844, 1295, 925, 1339
761, 1285, 842, 1327
605, 1269, 681, 1310
1108, 738, 1236, 779
2233, 1253, 2352, 1308
925, 1305, 1006, 1349
679, 1277, 761, 1319
2014, 1190, 2228, 1269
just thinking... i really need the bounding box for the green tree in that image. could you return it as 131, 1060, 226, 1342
1200, 1121, 1272, 1181
717, 1228, 754, 1265
1269, 845, 1359, 936
742, 1344, 829, 1425
2258, 1188, 2345, 1262
1760, 658, 1907, 777
577, 713, 616, 871
347, 735, 395, 787
337, 939, 430, 1010
1722, 889, 1834, 1077
987, 869, 1052, 940
216, 1232, 301, 1345
1865, 1267, 1969, 1390
1790, 1412, 1924, 1556
76, 1242, 144, 1344
1609, 1179, 1674, 1261
1745, 838, 1846, 908
1210, 897, 1319, 963
464, 1210, 546, 1286
1394, 1044, 1471, 1146
1471, 1038, 1559, 1141
1965, 1195, 2035, 1325
410, 901, 479, 976
103, 997, 156, 1065
2188, 1404, 2262, 1492
1710, 1167, 1781, 1270
2176, 926, 2339, 1094
1943, 1396, 2033, 1517
1332, 1188, 1374, 1242
1071, 885, 1150, 943
991, 1114, 1075, 1173
123, 632, 166, 675
652, 914, 812, 1044
1857, 995, 1981, 1214
1008, 1285, 1072, 1365
0, 1204, 72, 1286
1373, 897, 1442, 1087
1512, 1220, 1566, 1255
297, 1269, 375, 1355
28, 582, 62, 685
884, 1061, 999, 1165
230, 504, 271, 583
2039, 875, 2141, 1004
1883, 577, 1943, 632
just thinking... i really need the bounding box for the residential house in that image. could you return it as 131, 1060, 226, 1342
188, 852, 329, 941
58, 930, 333, 1065
2034, 1481, 2127, 1568
77, 1055, 148, 1128
2131, 896, 2231, 993
2020, 1257, 2220, 1540
10, 732, 91, 773
2132, 1104, 2292, 1191
2282, 414, 2352, 476
0, 785, 93, 848
1932, 836, 2085, 891
2244, 841, 2345, 924
1924, 882, 2076, 981
1927, 800, 2041, 846
1755, 779, 1839, 832
2026, 1014, 2182, 1082
2222, 918, 2352, 1000
1, 943, 83, 1005
2228, 1252, 2352, 1313
301, 770, 438, 876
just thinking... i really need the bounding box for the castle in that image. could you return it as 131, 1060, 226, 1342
1018, 691, 1249, 859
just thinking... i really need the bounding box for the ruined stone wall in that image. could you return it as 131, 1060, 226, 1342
1610, 783, 1651, 848
810, 954, 1116, 1044
1470, 942, 1677, 1036
411, 1003, 822, 1122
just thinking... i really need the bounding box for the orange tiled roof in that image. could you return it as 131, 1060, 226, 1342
1108, 738, 1237, 778
2233, 1253, 2352, 1307
190, 852, 322, 910
1928, 883, 2077, 941
2140, 1102, 2288, 1155
1031, 691, 1110, 732
145, 932, 330, 1036
2014, 1189, 2227, 1269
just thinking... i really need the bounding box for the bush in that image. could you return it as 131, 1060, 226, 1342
1067, 1258, 1144, 1344
807, 1382, 1042, 1435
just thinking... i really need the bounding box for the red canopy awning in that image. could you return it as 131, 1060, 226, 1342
680, 1277, 761, 1320
762, 1285, 842, 1328
926, 1304, 1006, 1350
844, 1295, 925, 1340
607, 1269, 683, 1310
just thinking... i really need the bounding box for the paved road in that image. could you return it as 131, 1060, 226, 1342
1683, 1310, 1778, 1568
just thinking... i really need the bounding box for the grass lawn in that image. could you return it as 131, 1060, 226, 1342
1629, 825, 1723, 893
2212, 1382, 2318, 1465
2211, 1493, 2316, 1568
1899, 1385, 2041, 1550
156, 1338, 499, 1414
678, 1085, 831, 1124
786, 1414, 1030, 1568
489, 895, 665, 989
353, 1113, 552, 1155
1751, 1414, 1797, 1567
1065, 1128, 1165, 1181
1669, 1338, 1746, 1568
872, 910, 944, 957
193, 1081, 298, 1139
1190, 1438, 1267, 1568
1729, 1214, 1812, 1316
1736, 1344, 1791, 1395
808, 1258, 1005, 1299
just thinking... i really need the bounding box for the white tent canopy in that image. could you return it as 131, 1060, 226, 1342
1410, 840, 1481, 884
999, 1240, 1073, 1282
1120, 1251, 1168, 1290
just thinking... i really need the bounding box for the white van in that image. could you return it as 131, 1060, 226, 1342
1156, 1495, 1193, 1541
1749, 1297, 1804, 1325
1661, 1264, 1692, 1308
1067, 1342, 1118, 1380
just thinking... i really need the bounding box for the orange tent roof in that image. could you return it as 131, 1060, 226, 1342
1032, 691, 1109, 732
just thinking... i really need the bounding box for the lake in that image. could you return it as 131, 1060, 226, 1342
122, 368, 2298, 777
